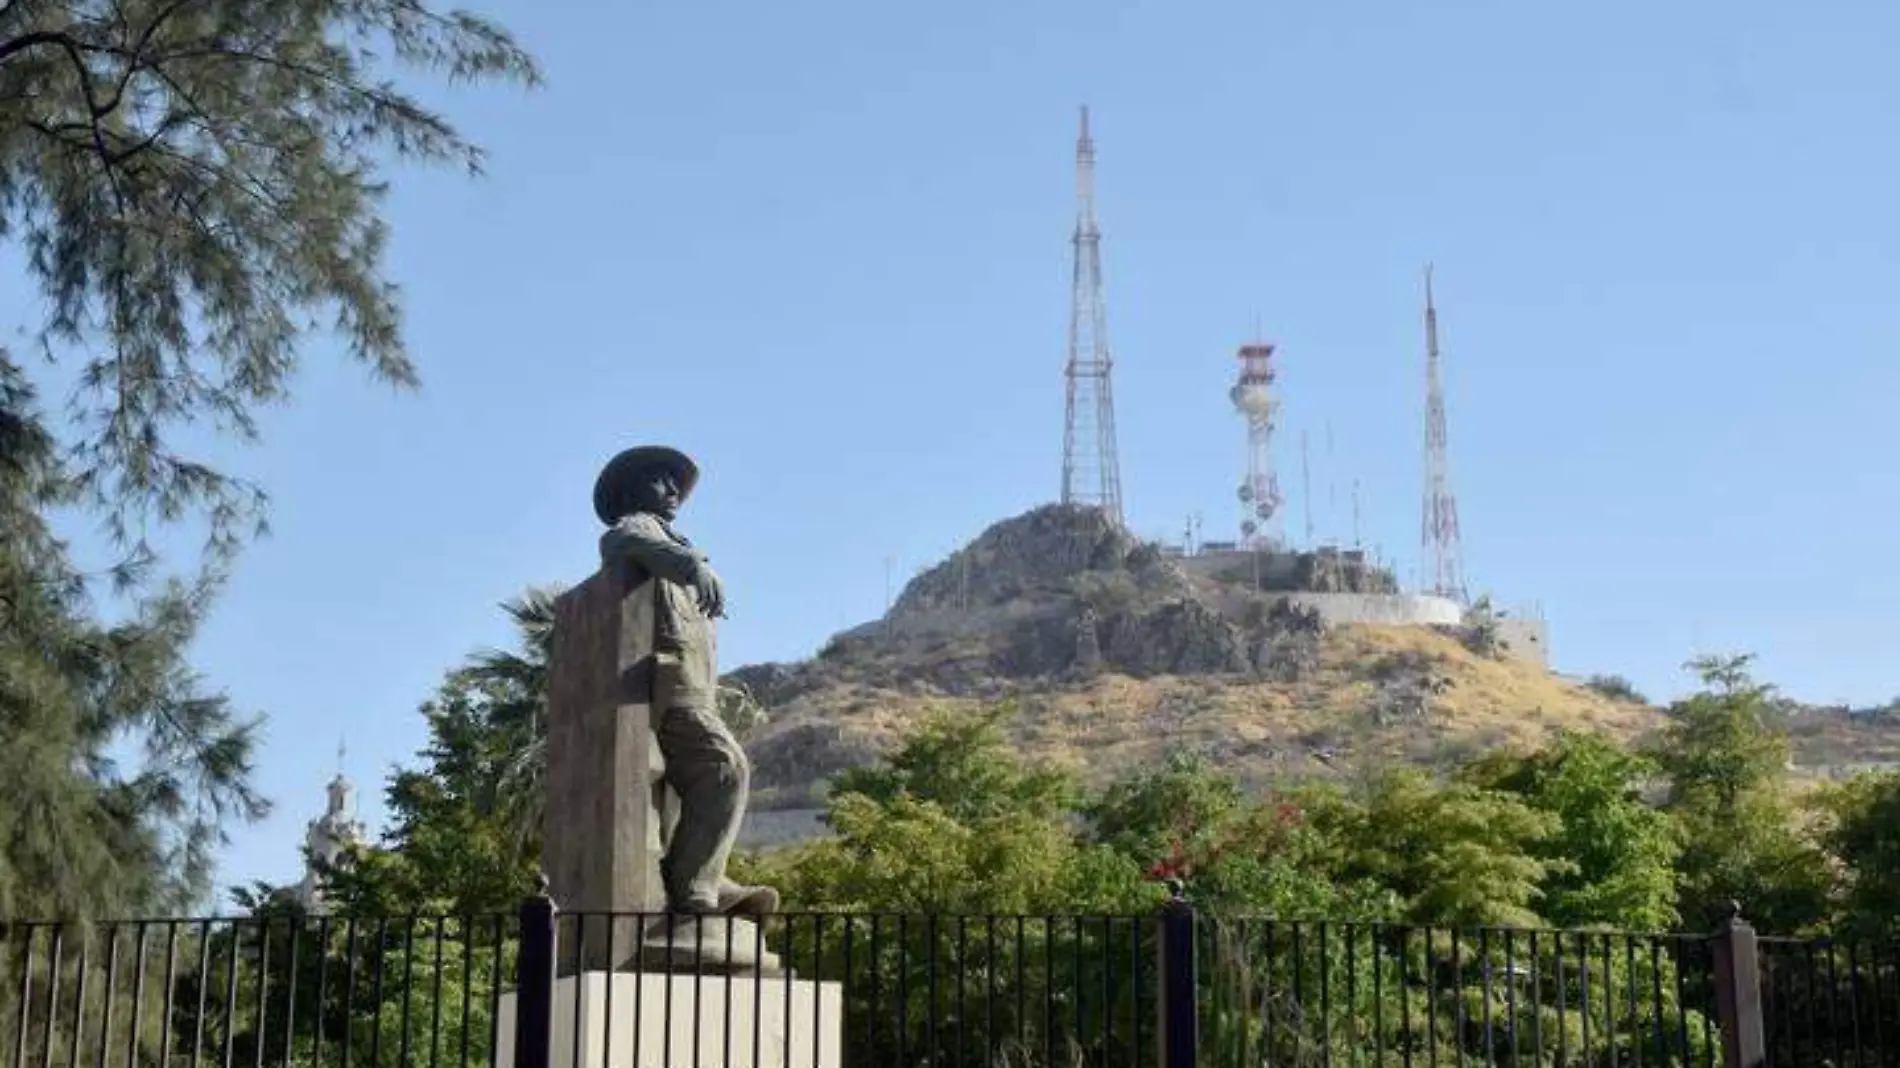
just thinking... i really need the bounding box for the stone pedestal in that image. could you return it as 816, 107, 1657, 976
545, 568, 678, 969
495, 972, 844, 1068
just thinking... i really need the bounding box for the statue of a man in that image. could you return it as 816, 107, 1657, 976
592, 445, 778, 935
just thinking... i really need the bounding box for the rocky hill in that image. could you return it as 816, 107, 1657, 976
725, 505, 1670, 815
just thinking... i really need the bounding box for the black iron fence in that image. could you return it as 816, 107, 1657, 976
0, 893, 1876, 1067
0, 914, 520, 1068
1190, 915, 1722, 1066
1759, 932, 1900, 1066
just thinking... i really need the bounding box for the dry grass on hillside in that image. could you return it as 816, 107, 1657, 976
749, 623, 1666, 802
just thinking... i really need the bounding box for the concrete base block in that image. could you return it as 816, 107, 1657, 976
496, 971, 844, 1068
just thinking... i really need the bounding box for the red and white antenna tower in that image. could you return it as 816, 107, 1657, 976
1231, 341, 1284, 548
1421, 265, 1468, 602
1060, 106, 1124, 526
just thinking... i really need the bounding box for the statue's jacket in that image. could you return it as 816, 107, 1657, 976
599, 512, 719, 707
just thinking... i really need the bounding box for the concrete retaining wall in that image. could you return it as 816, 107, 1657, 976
1497, 618, 1551, 668
1283, 592, 1465, 626
1282, 594, 1550, 667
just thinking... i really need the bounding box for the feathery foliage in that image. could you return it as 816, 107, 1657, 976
0, 0, 537, 916
0, 359, 266, 916
2, 0, 540, 556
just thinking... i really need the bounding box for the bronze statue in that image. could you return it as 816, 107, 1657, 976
592, 446, 779, 948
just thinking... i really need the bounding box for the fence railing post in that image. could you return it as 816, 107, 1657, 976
1156, 879, 1198, 1068
512, 873, 558, 1068
1710, 900, 1766, 1068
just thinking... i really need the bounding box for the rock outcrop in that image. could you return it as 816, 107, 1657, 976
890, 504, 1162, 617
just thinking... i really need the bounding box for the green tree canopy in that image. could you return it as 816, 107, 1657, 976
1083, 751, 1383, 918
1648, 654, 1831, 932
748, 708, 1149, 915
1465, 731, 1680, 930
319, 589, 556, 916
828, 704, 1080, 824
1650, 655, 1791, 818
1815, 771, 1900, 941
0, 0, 536, 916
1305, 767, 1560, 928
0, 358, 265, 917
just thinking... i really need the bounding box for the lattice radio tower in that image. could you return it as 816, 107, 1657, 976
1060, 106, 1124, 527
1420, 265, 1468, 603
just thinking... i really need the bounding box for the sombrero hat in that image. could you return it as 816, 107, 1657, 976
592, 445, 700, 525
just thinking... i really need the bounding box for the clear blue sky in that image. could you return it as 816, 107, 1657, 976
70, 0, 1900, 897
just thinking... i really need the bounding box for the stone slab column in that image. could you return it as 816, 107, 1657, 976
544, 567, 673, 971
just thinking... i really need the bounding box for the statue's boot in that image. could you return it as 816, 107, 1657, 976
641, 912, 782, 974
717, 879, 780, 916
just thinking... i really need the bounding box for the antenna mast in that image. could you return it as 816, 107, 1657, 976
1326, 421, 1338, 539
1301, 430, 1314, 547
1421, 265, 1469, 602
1060, 106, 1125, 526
